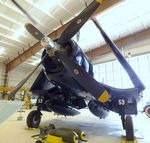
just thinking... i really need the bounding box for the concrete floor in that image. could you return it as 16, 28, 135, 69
0, 108, 149, 143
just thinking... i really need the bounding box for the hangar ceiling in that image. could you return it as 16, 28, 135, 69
0, 0, 150, 70
0, 0, 92, 63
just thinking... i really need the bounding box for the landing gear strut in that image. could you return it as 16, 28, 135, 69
121, 115, 134, 141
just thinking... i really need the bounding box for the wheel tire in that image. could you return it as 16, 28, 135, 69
125, 115, 134, 141
26, 110, 41, 128
144, 105, 150, 118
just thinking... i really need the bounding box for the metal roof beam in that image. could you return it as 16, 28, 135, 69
85, 28, 150, 61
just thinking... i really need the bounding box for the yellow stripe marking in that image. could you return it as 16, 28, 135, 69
120, 136, 138, 143
96, 0, 104, 4
98, 90, 109, 102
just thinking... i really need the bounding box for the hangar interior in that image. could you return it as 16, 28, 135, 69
0, 0, 150, 143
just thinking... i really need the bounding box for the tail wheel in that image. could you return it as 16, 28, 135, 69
144, 105, 150, 118
35, 141, 42, 143
125, 115, 134, 141
26, 110, 41, 128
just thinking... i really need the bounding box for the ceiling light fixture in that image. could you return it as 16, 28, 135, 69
30, 59, 41, 66
0, 47, 5, 55
12, 27, 26, 40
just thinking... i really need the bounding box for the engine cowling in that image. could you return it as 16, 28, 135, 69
88, 100, 109, 119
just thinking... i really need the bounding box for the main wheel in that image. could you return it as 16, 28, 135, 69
144, 105, 150, 118
125, 115, 134, 141
26, 110, 41, 128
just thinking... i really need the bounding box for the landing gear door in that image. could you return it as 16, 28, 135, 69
116, 97, 138, 115
36, 97, 44, 107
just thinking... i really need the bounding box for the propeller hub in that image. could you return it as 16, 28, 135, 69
41, 37, 60, 56
41, 37, 54, 48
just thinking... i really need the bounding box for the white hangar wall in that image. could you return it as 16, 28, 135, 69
8, 64, 42, 89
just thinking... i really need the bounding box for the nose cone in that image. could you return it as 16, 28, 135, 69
41, 37, 54, 48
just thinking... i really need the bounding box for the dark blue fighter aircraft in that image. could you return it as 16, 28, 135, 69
10, 0, 145, 141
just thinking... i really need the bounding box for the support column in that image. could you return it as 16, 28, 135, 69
2, 66, 8, 100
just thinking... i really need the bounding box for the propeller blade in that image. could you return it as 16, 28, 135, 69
55, 51, 109, 103
25, 23, 45, 41
76, 31, 80, 42
58, 0, 102, 45
8, 55, 47, 100
11, 0, 37, 24
92, 18, 145, 91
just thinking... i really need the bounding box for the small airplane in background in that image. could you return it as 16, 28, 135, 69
9, 0, 145, 141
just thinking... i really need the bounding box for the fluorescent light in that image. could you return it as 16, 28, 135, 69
0, 47, 5, 55
12, 27, 25, 40
36, 0, 65, 13
30, 59, 41, 66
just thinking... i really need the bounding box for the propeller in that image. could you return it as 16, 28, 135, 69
57, 0, 101, 45
8, 0, 103, 100
11, 0, 37, 24
12, 0, 101, 45
25, 23, 44, 41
